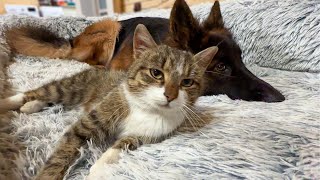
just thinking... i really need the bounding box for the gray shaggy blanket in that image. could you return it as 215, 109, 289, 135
0, 0, 319, 179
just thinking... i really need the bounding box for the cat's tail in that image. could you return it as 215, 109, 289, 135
5, 26, 72, 59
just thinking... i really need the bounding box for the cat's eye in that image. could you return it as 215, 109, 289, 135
150, 69, 164, 80
214, 63, 227, 72
181, 79, 194, 87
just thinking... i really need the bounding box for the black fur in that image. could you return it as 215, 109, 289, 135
115, 1, 285, 102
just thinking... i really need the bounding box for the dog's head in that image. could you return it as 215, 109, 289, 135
168, 0, 285, 102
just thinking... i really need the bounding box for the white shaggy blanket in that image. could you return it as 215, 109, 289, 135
0, 0, 319, 179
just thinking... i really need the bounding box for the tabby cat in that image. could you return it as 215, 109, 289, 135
0, 24, 218, 179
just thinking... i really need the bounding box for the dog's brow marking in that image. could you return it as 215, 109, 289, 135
205, 71, 236, 78
216, 40, 224, 47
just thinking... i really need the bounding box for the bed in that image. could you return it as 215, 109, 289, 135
0, 0, 319, 179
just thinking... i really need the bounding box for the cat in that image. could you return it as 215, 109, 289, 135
6, 19, 120, 66
0, 24, 218, 179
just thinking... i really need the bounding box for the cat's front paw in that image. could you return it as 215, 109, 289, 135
87, 148, 121, 179
20, 100, 46, 114
113, 136, 141, 150
0, 93, 25, 113
87, 163, 106, 180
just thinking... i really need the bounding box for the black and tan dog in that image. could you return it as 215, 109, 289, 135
6, 0, 285, 102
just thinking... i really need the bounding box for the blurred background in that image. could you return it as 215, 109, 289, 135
0, 0, 214, 17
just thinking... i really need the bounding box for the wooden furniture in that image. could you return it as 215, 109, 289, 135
0, 0, 219, 15
121, 0, 215, 13
0, 0, 39, 14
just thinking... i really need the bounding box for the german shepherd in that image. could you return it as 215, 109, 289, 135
5, 0, 285, 102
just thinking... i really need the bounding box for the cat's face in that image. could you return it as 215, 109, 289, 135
125, 24, 218, 111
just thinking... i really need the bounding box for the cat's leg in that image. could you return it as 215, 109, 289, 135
99, 136, 141, 163
0, 69, 98, 114
0, 87, 52, 114
88, 136, 142, 178
0, 93, 25, 113
35, 112, 102, 180
0, 84, 61, 114
20, 100, 47, 114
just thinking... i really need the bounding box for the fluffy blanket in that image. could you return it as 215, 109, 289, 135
0, 0, 319, 179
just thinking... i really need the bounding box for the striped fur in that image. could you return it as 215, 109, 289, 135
0, 24, 217, 179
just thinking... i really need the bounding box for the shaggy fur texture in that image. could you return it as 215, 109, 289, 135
0, 0, 319, 179
0, 43, 25, 180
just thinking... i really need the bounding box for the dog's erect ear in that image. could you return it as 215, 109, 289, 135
203, 1, 224, 30
133, 24, 157, 59
169, 0, 199, 49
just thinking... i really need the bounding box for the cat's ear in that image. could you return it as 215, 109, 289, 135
194, 46, 218, 71
202, 1, 224, 30
133, 24, 157, 59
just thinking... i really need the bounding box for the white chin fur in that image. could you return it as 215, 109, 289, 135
122, 84, 186, 111
121, 84, 186, 138
142, 86, 186, 110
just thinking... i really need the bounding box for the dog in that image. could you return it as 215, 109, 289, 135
111, 0, 285, 102
5, 0, 285, 102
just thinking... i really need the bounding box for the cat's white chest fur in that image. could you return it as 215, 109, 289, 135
119, 84, 185, 138
120, 106, 184, 138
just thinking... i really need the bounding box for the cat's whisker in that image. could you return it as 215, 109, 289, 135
185, 103, 201, 110
199, 131, 210, 138
183, 109, 200, 130
111, 108, 129, 131
182, 107, 209, 137
107, 91, 141, 96
216, 39, 225, 47
180, 107, 198, 131
181, 106, 209, 137
179, 108, 195, 131
183, 104, 206, 125
106, 104, 125, 123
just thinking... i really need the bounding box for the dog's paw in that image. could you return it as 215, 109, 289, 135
20, 100, 46, 114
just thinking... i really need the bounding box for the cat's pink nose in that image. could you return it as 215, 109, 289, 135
164, 92, 177, 102
164, 83, 178, 103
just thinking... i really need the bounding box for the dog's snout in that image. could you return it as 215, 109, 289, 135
253, 85, 285, 103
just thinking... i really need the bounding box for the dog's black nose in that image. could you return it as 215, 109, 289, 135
253, 84, 285, 103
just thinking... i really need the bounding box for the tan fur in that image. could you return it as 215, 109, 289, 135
0, 25, 217, 179
0, 45, 25, 180
70, 19, 121, 66
6, 27, 72, 59
6, 19, 121, 66
0, 44, 13, 98
0, 98, 23, 114
110, 38, 134, 70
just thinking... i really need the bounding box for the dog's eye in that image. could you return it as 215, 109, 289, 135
150, 69, 163, 80
214, 63, 227, 72
181, 79, 194, 87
